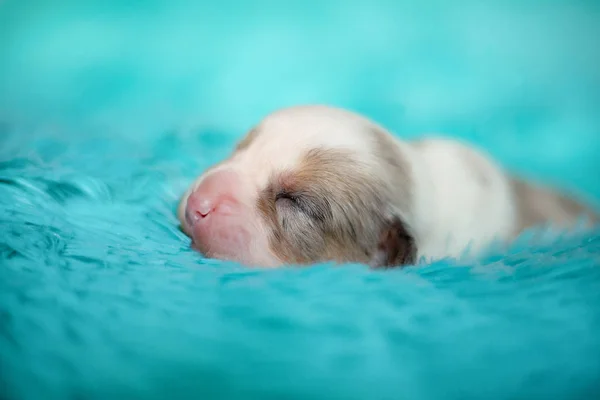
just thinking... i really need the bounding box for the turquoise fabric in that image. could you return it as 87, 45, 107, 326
1, 1, 599, 399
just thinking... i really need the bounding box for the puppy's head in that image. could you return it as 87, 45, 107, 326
178, 105, 422, 268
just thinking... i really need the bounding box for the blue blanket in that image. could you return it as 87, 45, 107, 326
1, 1, 599, 399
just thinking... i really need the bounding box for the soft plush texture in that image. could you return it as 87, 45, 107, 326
1, 1, 600, 399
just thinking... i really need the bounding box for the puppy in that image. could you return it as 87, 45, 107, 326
178, 105, 598, 268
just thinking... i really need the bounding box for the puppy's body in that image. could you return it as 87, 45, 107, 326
406, 138, 517, 260
178, 105, 597, 267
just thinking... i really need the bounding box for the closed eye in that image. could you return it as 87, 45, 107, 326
275, 191, 296, 202
275, 191, 299, 209
275, 190, 328, 222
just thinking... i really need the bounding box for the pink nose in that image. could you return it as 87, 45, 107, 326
185, 169, 243, 227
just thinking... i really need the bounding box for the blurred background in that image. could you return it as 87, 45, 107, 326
0, 0, 599, 198
1, 2, 600, 399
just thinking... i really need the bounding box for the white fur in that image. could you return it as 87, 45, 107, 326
407, 138, 516, 262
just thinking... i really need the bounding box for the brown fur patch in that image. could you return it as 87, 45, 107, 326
256, 147, 414, 266
510, 177, 599, 233
369, 217, 417, 268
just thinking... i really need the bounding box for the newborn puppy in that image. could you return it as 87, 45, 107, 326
178, 105, 598, 268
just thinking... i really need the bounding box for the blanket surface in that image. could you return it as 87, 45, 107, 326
1, 1, 599, 399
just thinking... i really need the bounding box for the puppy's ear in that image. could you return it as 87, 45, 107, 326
368, 217, 417, 269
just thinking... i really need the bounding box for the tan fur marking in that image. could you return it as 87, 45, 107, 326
257, 148, 391, 265
510, 177, 599, 233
